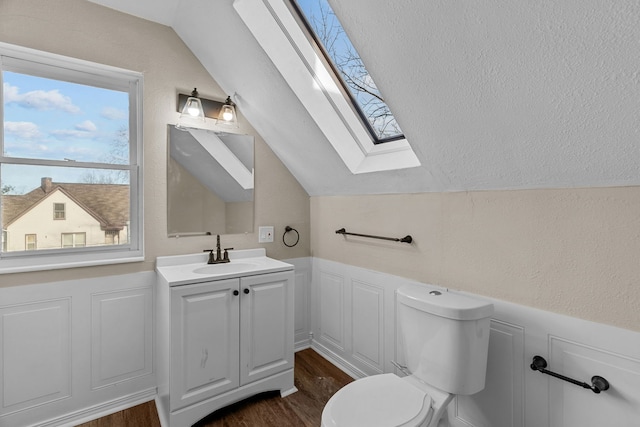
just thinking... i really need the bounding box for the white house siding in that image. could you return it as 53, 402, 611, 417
6, 190, 114, 252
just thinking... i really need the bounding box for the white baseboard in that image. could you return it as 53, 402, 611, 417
294, 338, 311, 352
41, 388, 157, 427
311, 340, 363, 380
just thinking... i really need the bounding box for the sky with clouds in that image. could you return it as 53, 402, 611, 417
2, 71, 129, 193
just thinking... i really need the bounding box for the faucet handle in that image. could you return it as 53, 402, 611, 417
203, 249, 215, 263
223, 248, 234, 261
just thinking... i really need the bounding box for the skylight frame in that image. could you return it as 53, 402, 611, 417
234, 0, 420, 174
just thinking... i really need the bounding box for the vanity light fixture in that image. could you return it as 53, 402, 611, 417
176, 89, 239, 130
176, 88, 205, 129
217, 96, 238, 128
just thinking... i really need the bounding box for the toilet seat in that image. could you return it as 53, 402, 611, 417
322, 374, 433, 427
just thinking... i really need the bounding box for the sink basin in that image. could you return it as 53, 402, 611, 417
157, 249, 294, 286
193, 262, 259, 275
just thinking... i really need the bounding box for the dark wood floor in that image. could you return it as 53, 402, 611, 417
77, 349, 352, 427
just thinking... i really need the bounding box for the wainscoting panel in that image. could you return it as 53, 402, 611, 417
310, 257, 640, 427
0, 299, 71, 415
312, 258, 442, 378
451, 320, 525, 427
287, 258, 311, 349
548, 336, 640, 427
351, 280, 384, 373
318, 270, 345, 351
0, 272, 156, 427
91, 287, 153, 389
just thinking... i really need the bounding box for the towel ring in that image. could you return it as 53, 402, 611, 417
283, 226, 300, 247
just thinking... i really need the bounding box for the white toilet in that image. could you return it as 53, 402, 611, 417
321, 284, 494, 427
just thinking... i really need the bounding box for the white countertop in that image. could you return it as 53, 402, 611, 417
156, 248, 293, 286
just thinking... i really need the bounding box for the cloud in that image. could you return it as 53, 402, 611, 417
51, 120, 99, 139
76, 120, 97, 132
51, 129, 93, 139
4, 121, 43, 139
101, 107, 126, 120
3, 83, 81, 113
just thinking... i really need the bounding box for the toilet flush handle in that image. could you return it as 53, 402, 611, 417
391, 360, 411, 376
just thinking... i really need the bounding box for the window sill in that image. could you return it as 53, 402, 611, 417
0, 250, 144, 275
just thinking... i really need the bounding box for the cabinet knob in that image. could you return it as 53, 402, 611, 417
233, 290, 239, 296
243, 288, 250, 294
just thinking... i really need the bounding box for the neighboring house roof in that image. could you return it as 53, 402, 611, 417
2, 178, 129, 231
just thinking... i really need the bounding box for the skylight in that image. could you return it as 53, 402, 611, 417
235, 0, 420, 174
291, 0, 403, 144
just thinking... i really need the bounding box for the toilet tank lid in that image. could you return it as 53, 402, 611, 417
397, 285, 494, 320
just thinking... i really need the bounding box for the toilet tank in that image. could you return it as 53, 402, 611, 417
397, 285, 494, 395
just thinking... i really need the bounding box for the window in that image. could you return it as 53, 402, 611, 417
53, 203, 66, 220
0, 42, 143, 273
62, 232, 86, 248
291, 0, 402, 143
235, 0, 420, 174
25, 234, 36, 250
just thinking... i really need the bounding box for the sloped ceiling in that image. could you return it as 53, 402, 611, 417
89, 0, 640, 196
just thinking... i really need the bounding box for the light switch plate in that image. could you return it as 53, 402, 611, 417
258, 226, 274, 243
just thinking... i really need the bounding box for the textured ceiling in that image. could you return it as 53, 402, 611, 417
89, 0, 640, 196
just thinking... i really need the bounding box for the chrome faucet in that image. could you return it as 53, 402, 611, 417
203, 235, 232, 264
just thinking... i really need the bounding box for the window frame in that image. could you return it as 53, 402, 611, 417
61, 232, 86, 248
234, 0, 420, 174
53, 203, 66, 220
0, 42, 144, 274
24, 233, 36, 250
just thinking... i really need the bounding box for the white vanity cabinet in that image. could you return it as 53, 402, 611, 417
239, 273, 294, 385
156, 250, 295, 427
169, 278, 240, 412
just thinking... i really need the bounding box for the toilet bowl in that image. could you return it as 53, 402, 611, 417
321, 285, 494, 427
322, 374, 434, 427
321, 373, 455, 427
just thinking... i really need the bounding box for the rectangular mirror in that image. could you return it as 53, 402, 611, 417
167, 125, 254, 236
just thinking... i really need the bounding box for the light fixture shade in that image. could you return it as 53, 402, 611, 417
176, 88, 206, 130
184, 97, 204, 119
217, 96, 238, 127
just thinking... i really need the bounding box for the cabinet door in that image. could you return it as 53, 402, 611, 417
170, 279, 240, 411
240, 271, 294, 386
